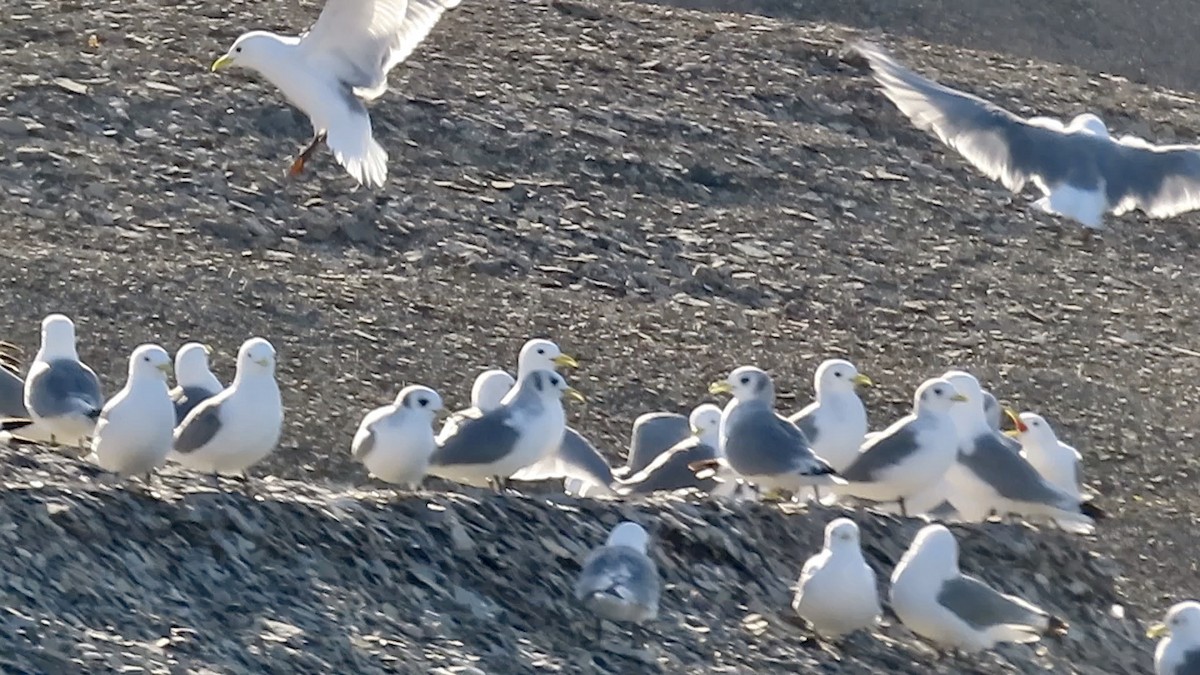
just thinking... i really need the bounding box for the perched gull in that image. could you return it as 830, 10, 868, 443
1007, 411, 1084, 498
833, 377, 966, 516
1149, 601, 1200, 675
792, 518, 882, 638
9, 314, 104, 447
211, 0, 463, 187
788, 359, 873, 472
436, 369, 515, 443
857, 42, 1200, 230
352, 384, 443, 489
169, 338, 283, 477
574, 521, 660, 639
617, 404, 722, 496
91, 345, 175, 480
699, 366, 840, 494
891, 524, 1069, 652
617, 411, 690, 478
171, 342, 223, 425
941, 371, 1103, 529
428, 369, 584, 490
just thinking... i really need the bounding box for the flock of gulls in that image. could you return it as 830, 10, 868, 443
7, 0, 1200, 669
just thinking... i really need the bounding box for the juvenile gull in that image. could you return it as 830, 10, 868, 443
941, 371, 1103, 529
890, 524, 1069, 652
788, 359, 873, 472
833, 377, 966, 516
700, 366, 840, 494
171, 342, 223, 425
1149, 601, 1200, 675
792, 518, 882, 638
169, 337, 283, 477
91, 345, 175, 479
617, 411, 690, 478
436, 369, 515, 443
858, 42, 1200, 229
428, 370, 584, 490
574, 521, 660, 639
352, 384, 442, 489
12, 314, 104, 447
211, 0, 462, 188
617, 404, 722, 496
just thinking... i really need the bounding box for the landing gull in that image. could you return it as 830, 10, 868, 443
171, 342, 223, 425
574, 521, 660, 639
91, 345, 176, 479
1149, 601, 1200, 675
211, 0, 462, 187
890, 524, 1069, 652
858, 41, 1200, 229
792, 518, 882, 638
352, 384, 443, 489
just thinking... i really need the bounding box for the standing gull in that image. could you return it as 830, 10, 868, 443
12, 314, 104, 448
436, 369, 515, 443
941, 371, 1103, 529
1148, 601, 1200, 675
574, 521, 660, 639
169, 337, 283, 477
792, 518, 882, 639
788, 359, 873, 472
857, 41, 1200, 229
891, 524, 1069, 652
91, 345, 176, 480
428, 370, 584, 490
698, 366, 840, 494
617, 404, 723, 496
352, 384, 443, 489
171, 342, 223, 425
833, 377, 966, 516
617, 411, 691, 478
211, 0, 463, 187
1007, 411, 1084, 499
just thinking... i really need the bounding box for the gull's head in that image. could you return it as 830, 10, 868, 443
40, 313, 77, 356
129, 344, 173, 381
471, 369, 516, 412
237, 337, 276, 375
212, 31, 290, 75
175, 342, 213, 385
606, 521, 649, 553
913, 377, 968, 414
814, 358, 872, 396
396, 385, 444, 418
526, 369, 585, 404
941, 370, 987, 428
1072, 113, 1110, 138
824, 517, 861, 550
1148, 601, 1200, 642
689, 403, 722, 444
518, 338, 577, 377
905, 524, 959, 575
711, 365, 774, 404
1010, 411, 1059, 446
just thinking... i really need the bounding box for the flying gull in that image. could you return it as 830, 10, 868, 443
792, 518, 882, 638
169, 337, 283, 477
890, 524, 1069, 652
1149, 601, 1200, 675
574, 521, 660, 640
171, 342, 223, 425
211, 0, 462, 187
352, 384, 443, 489
858, 41, 1200, 230
90, 344, 176, 480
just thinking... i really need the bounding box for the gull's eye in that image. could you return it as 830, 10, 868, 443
740, 377, 750, 385
235, 46, 242, 53
834, 371, 843, 378
417, 397, 429, 407
933, 387, 943, 396
537, 348, 545, 355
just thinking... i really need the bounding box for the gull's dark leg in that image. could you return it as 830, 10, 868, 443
288, 132, 328, 177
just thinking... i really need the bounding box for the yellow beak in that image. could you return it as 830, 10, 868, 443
157, 363, 174, 375
851, 373, 874, 388
563, 387, 586, 404
709, 381, 733, 395
552, 354, 579, 369
1003, 429, 1021, 438
1147, 623, 1169, 639
950, 393, 969, 403
255, 358, 271, 367
690, 426, 701, 436
211, 54, 234, 72
202, 343, 213, 356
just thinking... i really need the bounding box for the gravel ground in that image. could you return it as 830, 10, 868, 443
2, 0, 1200, 672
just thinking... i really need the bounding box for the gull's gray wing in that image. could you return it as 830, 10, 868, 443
1168, 649, 1200, 675
172, 385, 219, 425
626, 412, 689, 475
937, 575, 1048, 632
840, 418, 921, 482
560, 428, 615, 486
430, 407, 522, 467
574, 545, 660, 615
723, 402, 831, 477
27, 358, 103, 419
0, 365, 27, 418
351, 425, 377, 461
959, 432, 1076, 508
787, 402, 820, 447
174, 401, 224, 454
620, 439, 719, 495
981, 391, 1001, 432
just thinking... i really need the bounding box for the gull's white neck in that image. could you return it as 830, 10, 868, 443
36, 337, 78, 362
